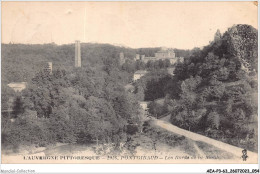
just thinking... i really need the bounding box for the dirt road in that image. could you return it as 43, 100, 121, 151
152, 119, 258, 163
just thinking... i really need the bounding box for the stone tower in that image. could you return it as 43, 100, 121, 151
47, 62, 52, 74
75, 40, 81, 67
119, 52, 125, 65
43, 62, 52, 74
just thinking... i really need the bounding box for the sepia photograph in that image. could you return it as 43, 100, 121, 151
1, 1, 258, 166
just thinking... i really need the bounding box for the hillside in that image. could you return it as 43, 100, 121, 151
1, 40, 192, 154
1, 43, 190, 85
1, 43, 142, 153
1, 43, 132, 84
1, 24, 257, 156
169, 24, 258, 152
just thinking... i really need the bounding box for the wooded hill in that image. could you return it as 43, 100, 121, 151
1, 24, 257, 153
1, 43, 191, 84
169, 24, 258, 152
1, 40, 189, 153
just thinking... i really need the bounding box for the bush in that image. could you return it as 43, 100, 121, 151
2, 117, 55, 152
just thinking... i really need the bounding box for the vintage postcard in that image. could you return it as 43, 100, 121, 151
1, 1, 258, 165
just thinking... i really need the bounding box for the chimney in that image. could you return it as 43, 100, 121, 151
75, 40, 81, 67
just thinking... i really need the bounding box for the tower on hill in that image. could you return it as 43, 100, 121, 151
43, 62, 52, 75
75, 40, 81, 67
46, 62, 52, 74
119, 52, 125, 65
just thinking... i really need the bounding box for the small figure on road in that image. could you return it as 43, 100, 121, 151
242, 149, 248, 161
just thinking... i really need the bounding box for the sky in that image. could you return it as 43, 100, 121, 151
2, 1, 258, 49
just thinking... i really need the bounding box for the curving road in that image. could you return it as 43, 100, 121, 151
151, 118, 258, 163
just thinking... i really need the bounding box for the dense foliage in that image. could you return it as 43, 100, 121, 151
2, 43, 190, 85
1, 42, 147, 151
169, 25, 258, 151
1, 24, 257, 154
2, 65, 144, 151
133, 70, 176, 101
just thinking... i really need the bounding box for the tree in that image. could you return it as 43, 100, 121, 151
1, 85, 15, 113
158, 59, 164, 69
12, 95, 25, 118
207, 111, 220, 129
48, 106, 76, 143
214, 29, 222, 42
209, 83, 225, 101
233, 108, 246, 121
169, 25, 257, 151
148, 102, 164, 118
164, 59, 171, 68
135, 86, 145, 101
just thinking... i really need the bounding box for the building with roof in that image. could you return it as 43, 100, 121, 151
155, 49, 175, 59
134, 54, 140, 61
7, 82, 27, 92
133, 70, 148, 81
139, 101, 149, 111
136, 48, 184, 65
